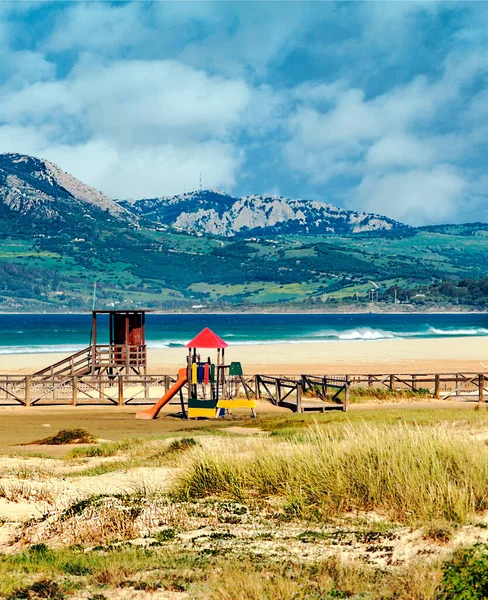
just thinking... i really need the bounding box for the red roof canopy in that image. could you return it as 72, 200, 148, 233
186, 327, 228, 349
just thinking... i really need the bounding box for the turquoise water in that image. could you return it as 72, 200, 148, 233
0, 313, 487, 354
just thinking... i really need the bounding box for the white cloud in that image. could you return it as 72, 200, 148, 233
46, 2, 147, 54
0, 57, 250, 197
354, 167, 466, 225
43, 140, 242, 199
366, 135, 437, 168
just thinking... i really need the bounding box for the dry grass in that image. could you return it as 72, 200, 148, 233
205, 556, 443, 600
175, 422, 488, 523
0, 481, 56, 504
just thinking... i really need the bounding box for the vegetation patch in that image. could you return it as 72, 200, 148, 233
167, 438, 198, 453
26, 428, 98, 446
441, 544, 488, 599
6, 578, 65, 600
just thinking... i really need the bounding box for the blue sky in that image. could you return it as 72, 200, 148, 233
0, 1, 487, 225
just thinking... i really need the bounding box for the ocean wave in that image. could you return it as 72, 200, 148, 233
428, 327, 488, 336
335, 328, 397, 341
147, 341, 188, 349
0, 344, 85, 355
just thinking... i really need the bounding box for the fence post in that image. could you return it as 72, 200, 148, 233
455, 373, 460, 396
434, 374, 440, 399
276, 379, 282, 404
165, 375, 170, 393
296, 382, 302, 413
255, 375, 261, 399
412, 374, 417, 391
479, 374, 484, 404
389, 374, 395, 391
72, 376, 78, 406
25, 375, 31, 407
344, 375, 350, 411
118, 376, 124, 406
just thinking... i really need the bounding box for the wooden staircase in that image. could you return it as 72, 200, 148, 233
33, 347, 93, 379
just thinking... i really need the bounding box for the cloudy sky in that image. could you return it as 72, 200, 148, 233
0, 1, 487, 225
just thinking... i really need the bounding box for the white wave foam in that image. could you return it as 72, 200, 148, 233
428, 327, 488, 336
0, 344, 85, 355
336, 328, 397, 341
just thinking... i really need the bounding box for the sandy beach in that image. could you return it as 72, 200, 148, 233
0, 335, 487, 375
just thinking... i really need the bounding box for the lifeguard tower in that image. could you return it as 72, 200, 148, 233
89, 310, 147, 375
34, 310, 148, 378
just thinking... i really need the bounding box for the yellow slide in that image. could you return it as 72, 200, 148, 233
135, 368, 187, 420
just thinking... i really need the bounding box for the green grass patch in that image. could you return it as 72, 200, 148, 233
65, 438, 140, 459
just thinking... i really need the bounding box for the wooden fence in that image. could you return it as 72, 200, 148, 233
0, 374, 179, 407
0, 371, 486, 410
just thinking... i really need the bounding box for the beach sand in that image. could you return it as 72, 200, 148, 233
0, 336, 486, 375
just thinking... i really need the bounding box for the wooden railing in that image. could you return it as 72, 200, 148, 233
0, 371, 486, 410
33, 347, 92, 378
0, 373, 178, 407
92, 344, 147, 371
254, 374, 349, 412
32, 344, 147, 379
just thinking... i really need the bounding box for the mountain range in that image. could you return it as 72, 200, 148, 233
119, 189, 403, 237
0, 152, 403, 237
0, 152, 486, 312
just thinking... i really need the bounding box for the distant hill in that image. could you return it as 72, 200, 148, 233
119, 189, 405, 237
0, 153, 133, 231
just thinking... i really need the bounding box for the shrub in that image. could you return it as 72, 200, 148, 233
441, 544, 488, 599
27, 428, 97, 446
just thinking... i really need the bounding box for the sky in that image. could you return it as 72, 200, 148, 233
0, 1, 487, 226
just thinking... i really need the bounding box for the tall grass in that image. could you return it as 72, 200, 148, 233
175, 422, 488, 523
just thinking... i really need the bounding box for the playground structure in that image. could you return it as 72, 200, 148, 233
135, 327, 257, 419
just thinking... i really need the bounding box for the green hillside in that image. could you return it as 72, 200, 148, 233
0, 221, 487, 311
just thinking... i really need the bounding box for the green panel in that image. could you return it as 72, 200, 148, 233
188, 398, 218, 409
229, 361, 243, 376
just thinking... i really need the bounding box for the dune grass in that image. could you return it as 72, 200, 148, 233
175, 421, 488, 523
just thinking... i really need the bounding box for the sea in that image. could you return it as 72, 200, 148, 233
0, 312, 487, 354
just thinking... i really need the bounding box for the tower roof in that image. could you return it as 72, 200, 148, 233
186, 327, 228, 349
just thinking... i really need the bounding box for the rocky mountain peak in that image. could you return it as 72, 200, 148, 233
0, 153, 131, 222
119, 189, 406, 237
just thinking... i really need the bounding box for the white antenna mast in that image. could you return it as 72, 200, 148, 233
92, 281, 97, 311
